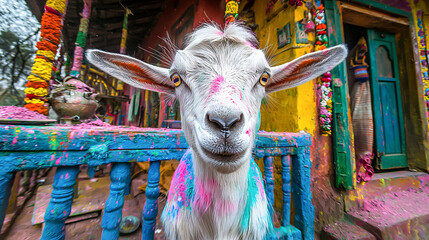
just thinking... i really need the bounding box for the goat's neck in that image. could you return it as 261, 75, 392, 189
192, 149, 250, 215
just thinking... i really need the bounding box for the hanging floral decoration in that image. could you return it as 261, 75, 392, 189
24, 0, 67, 115
225, 0, 240, 24
318, 72, 333, 135
416, 10, 429, 122
70, 0, 92, 77
314, 4, 328, 51
310, 1, 332, 135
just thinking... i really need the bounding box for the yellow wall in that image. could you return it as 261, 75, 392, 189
248, 0, 316, 133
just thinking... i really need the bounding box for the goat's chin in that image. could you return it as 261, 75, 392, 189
194, 141, 250, 173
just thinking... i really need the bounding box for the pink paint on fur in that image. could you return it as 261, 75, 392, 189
210, 76, 225, 94
168, 160, 188, 203
206, 75, 225, 103
244, 40, 256, 49
215, 199, 237, 216
194, 178, 218, 213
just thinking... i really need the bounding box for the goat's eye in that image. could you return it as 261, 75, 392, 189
171, 73, 182, 87
259, 72, 270, 86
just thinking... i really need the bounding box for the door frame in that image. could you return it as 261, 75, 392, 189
325, 0, 429, 189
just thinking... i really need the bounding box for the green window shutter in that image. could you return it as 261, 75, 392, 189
324, 0, 355, 189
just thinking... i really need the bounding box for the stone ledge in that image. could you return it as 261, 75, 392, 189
322, 219, 376, 240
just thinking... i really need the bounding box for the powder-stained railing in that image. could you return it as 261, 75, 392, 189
0, 126, 314, 240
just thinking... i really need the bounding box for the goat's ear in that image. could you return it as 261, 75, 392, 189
266, 45, 347, 93
86, 49, 175, 95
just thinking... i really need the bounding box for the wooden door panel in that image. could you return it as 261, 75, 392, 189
379, 81, 401, 153
367, 29, 407, 169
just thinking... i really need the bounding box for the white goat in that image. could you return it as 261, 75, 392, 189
87, 23, 347, 240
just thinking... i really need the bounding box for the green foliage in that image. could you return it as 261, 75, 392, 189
0, 29, 38, 106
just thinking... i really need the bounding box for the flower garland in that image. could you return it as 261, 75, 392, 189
225, 0, 240, 24
416, 10, 429, 122
318, 72, 333, 135
314, 4, 328, 51
24, 0, 67, 115
70, 0, 92, 77
311, 1, 333, 135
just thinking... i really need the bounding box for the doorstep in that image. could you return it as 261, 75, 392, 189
346, 185, 429, 239
344, 170, 429, 211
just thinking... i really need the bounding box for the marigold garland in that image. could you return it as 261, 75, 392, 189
36, 50, 56, 61
24, 98, 47, 105
24, 87, 48, 96
24, 0, 66, 115
24, 103, 49, 115
36, 40, 58, 52
25, 81, 49, 89
45, 0, 67, 15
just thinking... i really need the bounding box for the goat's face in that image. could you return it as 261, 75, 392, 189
87, 23, 347, 173
170, 40, 269, 173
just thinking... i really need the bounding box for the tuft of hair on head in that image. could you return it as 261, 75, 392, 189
184, 22, 259, 50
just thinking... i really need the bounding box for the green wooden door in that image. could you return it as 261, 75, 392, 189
367, 29, 407, 170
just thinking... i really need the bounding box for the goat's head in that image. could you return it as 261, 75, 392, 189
87, 23, 346, 173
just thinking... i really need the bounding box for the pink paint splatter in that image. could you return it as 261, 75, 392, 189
209, 76, 225, 95
11, 136, 18, 146
246, 128, 252, 136
56, 157, 62, 165
0, 106, 48, 120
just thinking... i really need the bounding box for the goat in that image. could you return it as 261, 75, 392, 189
87, 23, 347, 240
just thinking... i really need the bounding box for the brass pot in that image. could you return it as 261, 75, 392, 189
51, 90, 98, 120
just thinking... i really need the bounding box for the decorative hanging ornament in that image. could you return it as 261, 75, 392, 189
225, 0, 240, 24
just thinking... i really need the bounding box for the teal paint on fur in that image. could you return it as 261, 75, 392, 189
241, 158, 273, 232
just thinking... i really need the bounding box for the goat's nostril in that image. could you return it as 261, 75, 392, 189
226, 113, 243, 129
207, 113, 243, 131
208, 114, 228, 130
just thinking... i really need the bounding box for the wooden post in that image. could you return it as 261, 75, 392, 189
281, 155, 291, 226
292, 147, 315, 239
101, 162, 131, 239
263, 156, 274, 217
142, 161, 160, 240
41, 167, 80, 240
0, 172, 14, 231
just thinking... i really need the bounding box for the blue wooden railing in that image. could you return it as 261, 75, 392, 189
0, 125, 314, 239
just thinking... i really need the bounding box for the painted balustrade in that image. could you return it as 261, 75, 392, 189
0, 125, 314, 239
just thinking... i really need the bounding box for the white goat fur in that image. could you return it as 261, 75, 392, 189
87, 23, 347, 240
